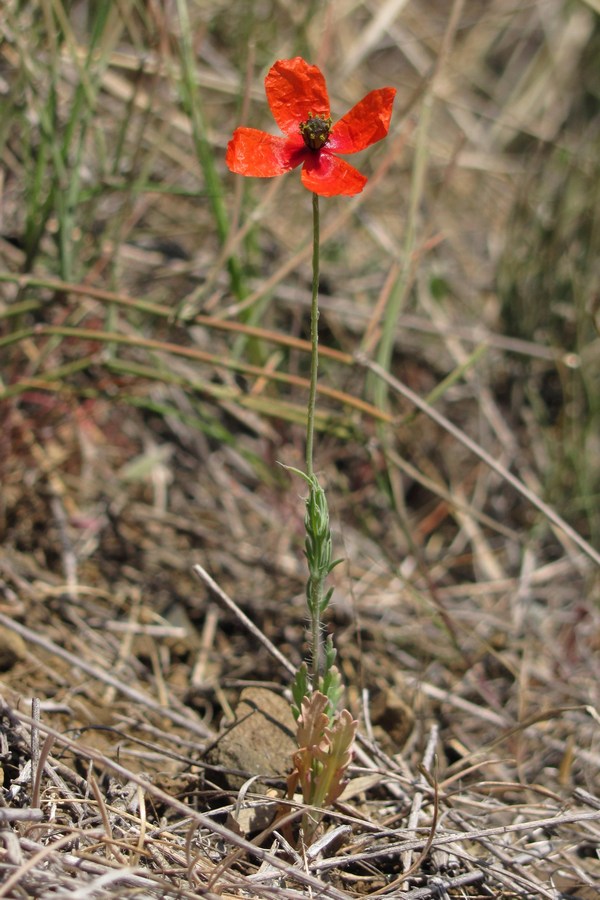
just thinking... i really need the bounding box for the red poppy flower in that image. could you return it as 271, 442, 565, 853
226, 57, 396, 197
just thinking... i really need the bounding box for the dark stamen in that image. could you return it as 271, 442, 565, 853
300, 114, 332, 150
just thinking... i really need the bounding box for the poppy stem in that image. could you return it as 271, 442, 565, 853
291, 191, 342, 715
307, 191, 321, 685
304, 191, 326, 688
305, 192, 320, 478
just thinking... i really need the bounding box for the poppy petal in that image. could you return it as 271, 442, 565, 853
328, 87, 396, 155
265, 57, 330, 136
301, 151, 367, 197
226, 128, 306, 177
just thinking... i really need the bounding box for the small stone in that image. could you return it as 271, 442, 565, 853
205, 687, 296, 793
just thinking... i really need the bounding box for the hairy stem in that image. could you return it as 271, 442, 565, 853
305, 192, 320, 477
307, 193, 322, 682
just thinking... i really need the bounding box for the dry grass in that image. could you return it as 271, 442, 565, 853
1, 0, 600, 897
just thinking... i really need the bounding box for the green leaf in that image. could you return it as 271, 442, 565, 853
291, 662, 311, 720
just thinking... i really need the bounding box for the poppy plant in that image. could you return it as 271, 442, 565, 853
226, 63, 397, 799
226, 57, 396, 197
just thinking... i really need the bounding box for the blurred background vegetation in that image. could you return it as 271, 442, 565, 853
1, 0, 599, 594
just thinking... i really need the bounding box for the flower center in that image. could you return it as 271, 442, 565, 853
300, 113, 332, 150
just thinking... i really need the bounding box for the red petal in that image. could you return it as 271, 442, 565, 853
226, 128, 306, 176
265, 57, 330, 136
301, 151, 367, 197
328, 87, 396, 154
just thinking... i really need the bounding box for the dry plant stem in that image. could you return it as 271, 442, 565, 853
6, 708, 353, 900
0, 612, 212, 739
376, 0, 465, 414
30, 697, 40, 801
192, 564, 296, 676
0, 832, 102, 900
0, 320, 393, 426
31, 734, 55, 812
0, 271, 572, 364
403, 724, 439, 876
356, 354, 600, 569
